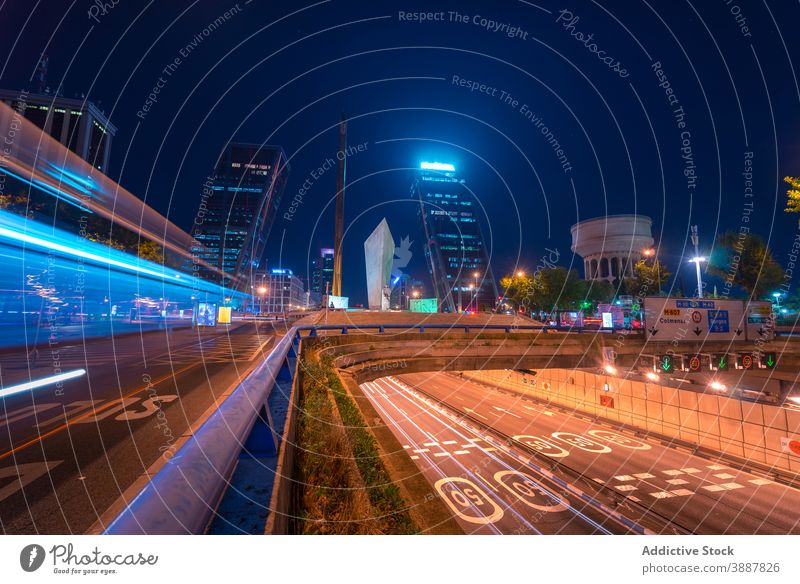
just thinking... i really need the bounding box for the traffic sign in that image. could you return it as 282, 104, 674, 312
737, 353, 754, 370
691, 310, 702, 323
762, 352, 777, 369
687, 354, 702, 372
712, 353, 729, 371
658, 354, 675, 373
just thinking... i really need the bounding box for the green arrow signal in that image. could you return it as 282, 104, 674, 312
766, 354, 775, 367
718, 356, 727, 370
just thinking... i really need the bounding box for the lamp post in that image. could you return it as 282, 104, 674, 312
408, 289, 419, 310
468, 283, 474, 312
257, 286, 267, 316
473, 271, 479, 312
689, 225, 705, 298
773, 291, 783, 309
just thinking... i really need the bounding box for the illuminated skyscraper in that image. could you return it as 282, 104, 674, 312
191, 143, 289, 289
311, 247, 335, 303
411, 162, 498, 312
0, 88, 116, 172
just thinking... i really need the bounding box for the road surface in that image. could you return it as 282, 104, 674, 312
0, 321, 279, 534
364, 371, 800, 534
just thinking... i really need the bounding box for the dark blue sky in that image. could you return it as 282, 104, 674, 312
2, 0, 799, 303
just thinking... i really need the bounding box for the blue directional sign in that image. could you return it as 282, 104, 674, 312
707, 310, 729, 333
676, 300, 716, 309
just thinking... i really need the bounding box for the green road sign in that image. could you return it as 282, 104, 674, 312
763, 352, 777, 369
659, 355, 674, 373
714, 354, 728, 371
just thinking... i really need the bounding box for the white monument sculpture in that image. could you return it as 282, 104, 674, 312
364, 218, 395, 311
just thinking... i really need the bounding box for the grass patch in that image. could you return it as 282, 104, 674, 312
294, 353, 417, 534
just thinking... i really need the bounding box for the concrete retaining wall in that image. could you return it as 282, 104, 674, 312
463, 368, 800, 475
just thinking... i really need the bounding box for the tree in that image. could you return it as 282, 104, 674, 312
137, 240, 164, 264
707, 231, 783, 298
785, 176, 800, 215
624, 259, 671, 300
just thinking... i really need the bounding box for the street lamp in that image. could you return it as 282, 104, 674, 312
473, 271, 479, 312
257, 286, 267, 315
642, 248, 661, 293
516, 270, 525, 278
773, 291, 783, 309
689, 225, 705, 298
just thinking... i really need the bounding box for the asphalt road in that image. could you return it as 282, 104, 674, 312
361, 376, 641, 535
368, 372, 800, 535
0, 320, 278, 534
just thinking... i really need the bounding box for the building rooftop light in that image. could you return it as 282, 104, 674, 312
420, 161, 455, 172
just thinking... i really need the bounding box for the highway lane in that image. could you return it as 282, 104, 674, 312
395, 371, 800, 535
361, 377, 640, 535
0, 321, 278, 534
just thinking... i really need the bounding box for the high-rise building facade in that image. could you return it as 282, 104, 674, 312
254, 268, 305, 313
412, 162, 498, 312
311, 247, 335, 301
0, 89, 116, 172
191, 143, 289, 290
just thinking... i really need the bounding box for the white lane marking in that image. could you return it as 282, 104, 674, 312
480, 447, 497, 452
649, 491, 675, 499
491, 406, 522, 419
551, 432, 612, 453
433, 477, 505, 525
461, 444, 478, 449
514, 435, 570, 458
522, 405, 553, 417
588, 429, 651, 450
671, 489, 694, 496
454, 450, 470, 455
707, 464, 727, 470
681, 468, 701, 474
423, 442, 438, 447
434, 452, 452, 458
413, 449, 429, 453
410, 455, 419, 460
494, 470, 571, 513
402, 445, 410, 449
628, 496, 641, 502
749, 478, 773, 486
615, 485, 637, 492
719, 482, 744, 490
442, 440, 457, 445
467, 438, 481, 442
714, 473, 736, 480
633, 473, 655, 480
666, 479, 689, 486
463, 407, 488, 420
662, 469, 684, 476
0, 460, 63, 503
703, 484, 725, 492
592, 478, 605, 484
614, 475, 636, 482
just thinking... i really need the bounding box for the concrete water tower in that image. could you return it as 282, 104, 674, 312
570, 215, 654, 281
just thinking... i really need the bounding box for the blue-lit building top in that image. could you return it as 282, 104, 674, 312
191, 143, 289, 290
412, 162, 498, 312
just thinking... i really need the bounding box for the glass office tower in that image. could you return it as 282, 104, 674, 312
191, 143, 289, 290
411, 162, 498, 312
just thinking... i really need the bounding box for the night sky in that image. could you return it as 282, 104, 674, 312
2, 0, 799, 304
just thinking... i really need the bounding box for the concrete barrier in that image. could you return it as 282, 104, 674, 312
463, 368, 800, 476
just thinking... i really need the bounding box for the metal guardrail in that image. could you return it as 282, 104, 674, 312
102, 321, 758, 534
103, 327, 300, 534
